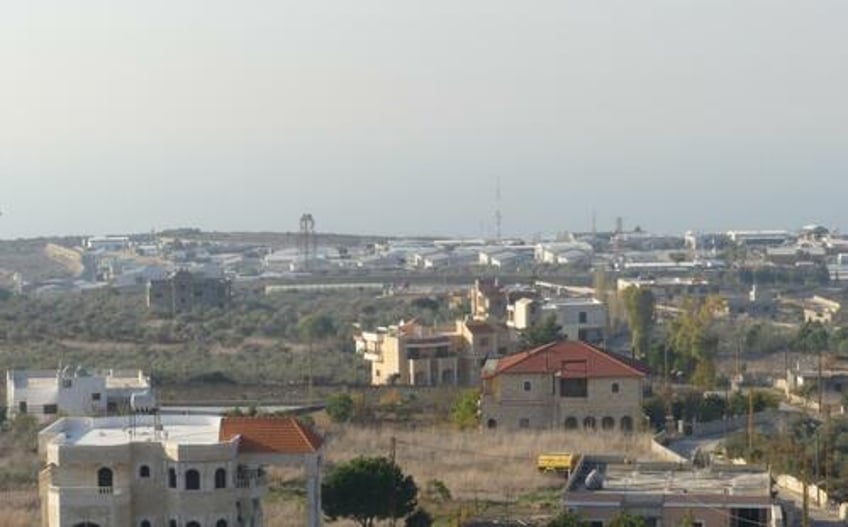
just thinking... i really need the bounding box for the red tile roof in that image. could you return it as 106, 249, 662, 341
219, 417, 323, 454
484, 340, 649, 379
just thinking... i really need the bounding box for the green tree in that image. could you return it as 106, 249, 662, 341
623, 286, 656, 359
299, 313, 337, 341
322, 456, 418, 527
405, 508, 433, 527
522, 313, 562, 349
546, 511, 586, 527
326, 392, 355, 423
608, 512, 647, 527
451, 389, 480, 429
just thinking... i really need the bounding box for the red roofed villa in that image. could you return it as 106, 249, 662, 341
480, 340, 649, 432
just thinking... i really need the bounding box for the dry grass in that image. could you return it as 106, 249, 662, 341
323, 425, 654, 501
0, 490, 39, 527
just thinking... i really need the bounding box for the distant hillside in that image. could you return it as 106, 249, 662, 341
0, 238, 81, 283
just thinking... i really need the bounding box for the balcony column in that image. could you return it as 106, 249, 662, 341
306, 453, 322, 527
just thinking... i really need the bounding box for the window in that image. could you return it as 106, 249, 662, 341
611, 383, 620, 394
583, 416, 596, 430
564, 417, 578, 430
215, 468, 227, 489
140, 521, 152, 527
43, 404, 58, 415
620, 416, 634, 432
139, 465, 151, 479
168, 468, 177, 488
62, 379, 72, 388
92, 393, 101, 401
589, 522, 603, 527
18, 401, 27, 414
97, 467, 113, 488
579, 311, 588, 324
185, 469, 201, 490
523, 380, 532, 392
486, 418, 497, 429
559, 378, 588, 398
216, 521, 228, 527
519, 418, 530, 429
602, 417, 615, 430
187, 522, 201, 527
169, 521, 178, 527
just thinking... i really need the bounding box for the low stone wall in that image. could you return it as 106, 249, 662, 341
775, 473, 829, 508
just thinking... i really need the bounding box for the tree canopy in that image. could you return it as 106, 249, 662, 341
522, 313, 562, 349
322, 456, 418, 527
622, 286, 656, 359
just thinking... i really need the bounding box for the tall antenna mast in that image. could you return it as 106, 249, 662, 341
494, 177, 502, 241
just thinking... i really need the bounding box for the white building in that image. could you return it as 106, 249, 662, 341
534, 241, 594, 265
507, 297, 606, 345
6, 368, 154, 423
85, 236, 132, 252
38, 415, 323, 527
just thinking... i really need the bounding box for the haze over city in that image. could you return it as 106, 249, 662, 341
2, 0, 848, 238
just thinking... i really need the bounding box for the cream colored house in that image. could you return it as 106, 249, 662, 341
507, 297, 606, 345
355, 319, 509, 386
38, 415, 323, 527
480, 340, 648, 431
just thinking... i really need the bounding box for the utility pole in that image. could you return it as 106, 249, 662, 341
747, 389, 754, 452
389, 436, 397, 527
818, 347, 823, 412
802, 449, 810, 527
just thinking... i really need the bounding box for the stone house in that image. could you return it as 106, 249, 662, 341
480, 340, 648, 431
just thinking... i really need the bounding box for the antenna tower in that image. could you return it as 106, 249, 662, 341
494, 177, 502, 241
298, 213, 316, 269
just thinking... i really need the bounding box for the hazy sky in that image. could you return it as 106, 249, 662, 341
2, 1, 847, 239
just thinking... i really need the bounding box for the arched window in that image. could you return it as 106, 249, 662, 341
186, 522, 201, 527
611, 383, 620, 394
74, 523, 101, 527
169, 521, 177, 527
215, 468, 227, 489
523, 381, 532, 392
97, 467, 113, 488
602, 417, 615, 430
564, 417, 578, 430
168, 468, 177, 489
216, 521, 228, 527
486, 418, 497, 429
140, 521, 152, 527
185, 469, 201, 490
620, 416, 634, 432
583, 417, 596, 430
139, 465, 151, 478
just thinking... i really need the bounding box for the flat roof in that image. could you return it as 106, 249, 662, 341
48, 415, 223, 447
572, 464, 770, 497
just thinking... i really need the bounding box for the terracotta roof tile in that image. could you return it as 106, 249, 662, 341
484, 340, 649, 379
219, 417, 323, 454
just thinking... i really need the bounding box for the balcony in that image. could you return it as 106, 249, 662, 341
50, 485, 130, 507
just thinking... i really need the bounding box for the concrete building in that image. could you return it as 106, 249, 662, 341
470, 278, 507, 320
802, 295, 841, 324
726, 230, 793, 246
507, 297, 607, 345
480, 340, 648, 431
617, 277, 716, 304
354, 319, 509, 386
563, 457, 781, 527
534, 241, 594, 265
85, 236, 132, 252
38, 415, 323, 527
6, 368, 154, 423
147, 270, 232, 316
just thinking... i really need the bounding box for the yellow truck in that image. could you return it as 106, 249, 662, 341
537, 453, 579, 475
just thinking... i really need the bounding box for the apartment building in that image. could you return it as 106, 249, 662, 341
617, 277, 716, 304
470, 278, 507, 320
354, 319, 509, 386
563, 457, 781, 527
6, 367, 154, 423
38, 415, 323, 527
147, 270, 231, 316
480, 340, 648, 431
508, 297, 606, 345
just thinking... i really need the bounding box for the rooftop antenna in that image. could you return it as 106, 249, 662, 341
494, 177, 502, 242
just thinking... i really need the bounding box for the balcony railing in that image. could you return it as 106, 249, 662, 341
50, 485, 129, 505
